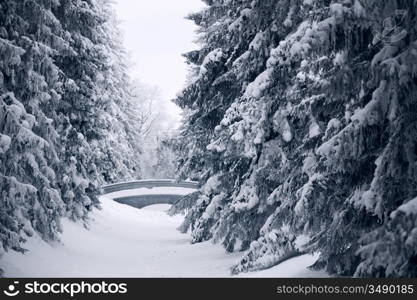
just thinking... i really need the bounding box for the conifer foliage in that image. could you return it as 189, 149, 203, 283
0, 0, 141, 268
175, 0, 417, 277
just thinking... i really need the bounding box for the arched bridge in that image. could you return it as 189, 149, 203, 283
101, 179, 199, 209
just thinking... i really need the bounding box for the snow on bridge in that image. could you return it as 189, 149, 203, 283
101, 179, 199, 209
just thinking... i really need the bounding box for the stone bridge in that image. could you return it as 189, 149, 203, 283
101, 179, 199, 209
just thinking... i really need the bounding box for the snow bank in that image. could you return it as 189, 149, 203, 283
0, 197, 240, 277
237, 253, 327, 278
1, 197, 327, 278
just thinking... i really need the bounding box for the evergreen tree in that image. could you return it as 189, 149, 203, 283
0, 0, 143, 272
176, 0, 417, 277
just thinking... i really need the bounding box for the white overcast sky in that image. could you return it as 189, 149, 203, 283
112, 0, 204, 125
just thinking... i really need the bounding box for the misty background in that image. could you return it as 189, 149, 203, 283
113, 0, 205, 130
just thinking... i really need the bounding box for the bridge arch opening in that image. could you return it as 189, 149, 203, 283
101, 179, 199, 209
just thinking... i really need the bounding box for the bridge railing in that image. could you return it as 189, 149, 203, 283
101, 179, 200, 195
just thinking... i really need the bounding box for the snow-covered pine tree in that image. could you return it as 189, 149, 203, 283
1, 0, 68, 256
53, 0, 141, 187
175, 0, 417, 277
0, 0, 143, 273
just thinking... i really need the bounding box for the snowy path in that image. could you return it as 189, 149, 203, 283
1, 196, 327, 277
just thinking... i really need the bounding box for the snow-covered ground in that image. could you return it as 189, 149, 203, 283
1, 194, 327, 277
237, 254, 327, 277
